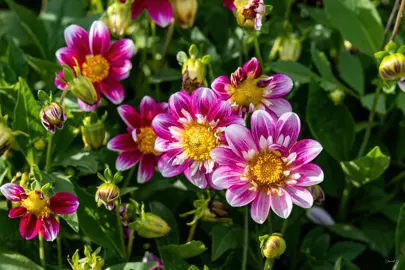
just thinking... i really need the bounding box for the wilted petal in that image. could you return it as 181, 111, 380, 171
290, 139, 323, 170
108, 134, 137, 152
243, 57, 262, 78
212, 166, 245, 189
50, 192, 79, 214
295, 163, 324, 186
118, 104, 141, 129
146, 0, 173, 27
89, 21, 111, 55
137, 154, 156, 184
250, 192, 271, 224
8, 206, 27, 218
226, 183, 257, 207
284, 186, 313, 208
270, 190, 293, 219
0, 183, 25, 202
275, 112, 300, 149
40, 215, 60, 241
19, 213, 40, 240
225, 125, 257, 158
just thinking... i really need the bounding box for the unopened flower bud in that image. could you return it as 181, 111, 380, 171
69, 75, 98, 106
234, 0, 265, 31
182, 58, 207, 94
33, 138, 46, 151
103, 0, 132, 38
279, 36, 302, 61
0, 123, 14, 156
209, 200, 230, 218
308, 185, 325, 205
306, 206, 335, 226
262, 233, 286, 259
81, 114, 106, 150
40, 102, 67, 133
171, 0, 198, 28
379, 53, 405, 80
95, 183, 120, 210
328, 89, 345, 105
130, 212, 171, 238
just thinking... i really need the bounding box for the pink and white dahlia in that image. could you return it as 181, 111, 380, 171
129, 0, 173, 27
151, 88, 244, 189
108, 96, 168, 183
0, 183, 79, 241
211, 57, 293, 118
211, 110, 324, 223
55, 21, 135, 111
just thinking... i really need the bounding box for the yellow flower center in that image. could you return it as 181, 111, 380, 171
183, 123, 219, 161
82, 55, 110, 83
21, 190, 50, 218
137, 127, 158, 155
248, 152, 285, 191
230, 78, 264, 107
243, 5, 258, 20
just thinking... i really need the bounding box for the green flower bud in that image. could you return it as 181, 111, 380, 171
130, 212, 171, 238
379, 53, 405, 81
279, 36, 302, 61
171, 0, 198, 28
103, 0, 132, 38
182, 58, 207, 94
81, 114, 106, 150
328, 89, 345, 105
40, 102, 67, 133
68, 245, 104, 270
95, 183, 120, 211
0, 123, 14, 156
69, 75, 98, 106
33, 138, 46, 151
261, 233, 286, 259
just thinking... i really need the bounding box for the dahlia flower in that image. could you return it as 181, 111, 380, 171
211, 57, 293, 118
108, 96, 168, 183
0, 183, 79, 241
151, 88, 244, 189
211, 110, 324, 223
234, 0, 265, 31
55, 21, 135, 111
129, 0, 173, 27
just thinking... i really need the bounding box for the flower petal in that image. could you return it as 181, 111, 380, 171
118, 104, 141, 129
290, 139, 323, 169
89, 21, 111, 55
77, 87, 101, 111
251, 110, 276, 143
211, 76, 232, 100
296, 163, 324, 186
116, 150, 143, 171
157, 150, 190, 177
223, 0, 236, 11
266, 98, 292, 118
130, 0, 146, 19
140, 96, 158, 126
19, 213, 40, 240
55, 47, 82, 67
261, 74, 293, 98
108, 134, 137, 152
212, 166, 245, 189
191, 88, 218, 117
250, 192, 271, 224
155, 137, 170, 152
0, 183, 25, 202
284, 186, 313, 209
8, 206, 27, 218
137, 154, 156, 184
99, 79, 125, 104
243, 57, 262, 78
145, 0, 173, 27
55, 71, 66, 90
40, 215, 60, 241
64, 24, 90, 53
184, 167, 208, 189
50, 192, 79, 214
270, 190, 293, 219
226, 184, 257, 207
152, 113, 182, 140
306, 206, 335, 226
275, 112, 300, 149
225, 124, 257, 158
107, 39, 136, 63
210, 147, 246, 166
109, 60, 132, 80
169, 91, 192, 119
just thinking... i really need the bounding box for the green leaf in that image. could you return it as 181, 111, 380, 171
311, 44, 337, 85
24, 55, 61, 85
6, 39, 27, 80
396, 203, 405, 258
323, 0, 383, 56
161, 241, 207, 259
338, 52, 364, 95
361, 94, 386, 114
150, 69, 182, 84
397, 92, 405, 115
301, 228, 330, 259
105, 262, 157, 270
55, 151, 99, 176
298, 4, 330, 26
211, 224, 243, 261
307, 81, 355, 161
0, 252, 43, 270
73, 181, 124, 258
340, 146, 390, 187
361, 217, 394, 258
327, 242, 365, 262
269, 60, 318, 84
329, 224, 369, 243
334, 257, 360, 270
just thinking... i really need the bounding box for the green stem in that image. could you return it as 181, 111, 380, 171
252, 31, 264, 66
39, 234, 46, 269
127, 229, 135, 260
161, 19, 175, 60
45, 132, 53, 173
264, 258, 275, 270
267, 212, 272, 234
186, 222, 197, 242
56, 217, 62, 268
122, 166, 136, 188
386, 171, 405, 187
337, 178, 353, 221
59, 86, 69, 105
115, 202, 126, 258
280, 218, 288, 235
242, 207, 249, 270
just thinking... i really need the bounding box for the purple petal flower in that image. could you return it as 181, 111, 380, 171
19, 213, 40, 240
40, 215, 60, 242
0, 183, 25, 202
49, 192, 79, 214
8, 206, 27, 219
250, 192, 271, 224
129, 0, 173, 28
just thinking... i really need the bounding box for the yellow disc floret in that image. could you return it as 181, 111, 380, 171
183, 123, 219, 161
21, 190, 51, 218
137, 127, 158, 155
248, 152, 285, 191
230, 78, 264, 108
82, 55, 110, 83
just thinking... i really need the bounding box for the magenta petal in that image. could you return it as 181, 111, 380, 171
0, 183, 25, 202
145, 0, 173, 27
284, 186, 313, 209
130, 0, 146, 19
154, 137, 170, 152
270, 190, 293, 219
108, 134, 137, 152
223, 0, 236, 11
77, 97, 100, 111
225, 124, 257, 158
116, 151, 143, 171
107, 39, 136, 63
19, 213, 40, 240
226, 184, 257, 207
118, 104, 141, 129
99, 79, 125, 104
89, 21, 111, 55
250, 192, 271, 224
296, 163, 324, 186
209, 100, 232, 120
55, 71, 66, 90
212, 166, 244, 190
210, 147, 246, 166
243, 57, 262, 78
191, 88, 218, 116
9, 206, 27, 218
110, 60, 132, 80
40, 215, 60, 242
169, 91, 192, 119
137, 154, 156, 184
157, 150, 190, 178
140, 96, 158, 126
290, 139, 323, 169
64, 24, 90, 53
262, 74, 293, 98
152, 113, 182, 140
211, 76, 232, 100
218, 115, 245, 129
50, 192, 79, 214
55, 47, 81, 67
184, 167, 208, 189
266, 98, 292, 118
275, 112, 300, 149
251, 110, 276, 143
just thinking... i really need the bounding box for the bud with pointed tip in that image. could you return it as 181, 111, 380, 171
130, 212, 171, 238
95, 183, 120, 211
40, 102, 67, 133
171, 0, 198, 28
261, 233, 286, 259
379, 53, 405, 81
103, 0, 132, 38
81, 113, 107, 150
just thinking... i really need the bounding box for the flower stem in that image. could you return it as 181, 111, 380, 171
161, 19, 175, 61
122, 166, 135, 188
45, 132, 53, 173
390, 0, 405, 42
252, 31, 264, 66
115, 202, 126, 258
39, 234, 46, 269
186, 222, 197, 242
241, 207, 249, 270
127, 229, 135, 261
263, 258, 275, 270
59, 86, 69, 105
56, 217, 62, 268
280, 218, 288, 235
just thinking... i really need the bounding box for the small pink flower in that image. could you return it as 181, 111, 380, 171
129, 0, 173, 27
151, 88, 244, 189
211, 110, 324, 223
211, 57, 293, 118
223, 0, 236, 11
55, 21, 135, 111
108, 96, 168, 183
0, 183, 79, 241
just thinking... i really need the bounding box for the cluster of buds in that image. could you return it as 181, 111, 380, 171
171, 0, 198, 28
0, 111, 14, 157
68, 245, 104, 270
95, 166, 122, 210
102, 0, 132, 38
269, 34, 302, 61
259, 233, 286, 259
81, 112, 107, 150
177, 44, 211, 94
